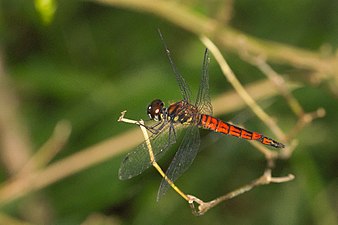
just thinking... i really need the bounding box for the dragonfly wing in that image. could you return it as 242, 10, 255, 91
119, 123, 180, 180
195, 49, 213, 115
157, 125, 200, 200
158, 29, 192, 102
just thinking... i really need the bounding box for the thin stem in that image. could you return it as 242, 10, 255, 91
286, 108, 326, 141
189, 169, 295, 215
16, 120, 71, 177
241, 53, 305, 117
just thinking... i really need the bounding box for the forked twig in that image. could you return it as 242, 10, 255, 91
240, 52, 305, 117
286, 108, 326, 141
188, 169, 294, 215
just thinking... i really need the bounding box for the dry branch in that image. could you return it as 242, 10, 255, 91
94, 0, 338, 77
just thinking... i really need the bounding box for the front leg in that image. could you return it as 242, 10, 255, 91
141, 121, 165, 134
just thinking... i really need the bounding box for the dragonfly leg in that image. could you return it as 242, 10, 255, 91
140, 121, 167, 135
162, 124, 177, 150
169, 124, 177, 144
148, 121, 164, 129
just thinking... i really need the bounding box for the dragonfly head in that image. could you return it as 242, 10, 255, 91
147, 99, 165, 121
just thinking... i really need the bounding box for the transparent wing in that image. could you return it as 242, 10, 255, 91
157, 125, 200, 200
119, 123, 181, 180
195, 48, 213, 115
158, 29, 192, 102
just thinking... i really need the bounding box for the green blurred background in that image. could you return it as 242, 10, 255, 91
0, 0, 337, 224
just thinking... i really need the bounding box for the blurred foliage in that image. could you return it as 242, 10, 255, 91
34, 0, 57, 25
0, 0, 337, 224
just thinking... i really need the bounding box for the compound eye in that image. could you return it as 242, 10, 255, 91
147, 99, 164, 121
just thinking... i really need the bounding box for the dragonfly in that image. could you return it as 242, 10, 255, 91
119, 33, 285, 200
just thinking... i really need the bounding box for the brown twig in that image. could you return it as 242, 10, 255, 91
211, 79, 301, 116
16, 120, 72, 177
94, 0, 338, 78
240, 52, 305, 117
188, 169, 294, 215
285, 108, 326, 144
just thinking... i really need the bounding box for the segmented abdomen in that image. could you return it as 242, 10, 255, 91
198, 114, 285, 148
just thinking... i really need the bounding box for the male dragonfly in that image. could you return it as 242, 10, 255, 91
119, 33, 284, 200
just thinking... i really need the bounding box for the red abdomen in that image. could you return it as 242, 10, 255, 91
198, 114, 284, 148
